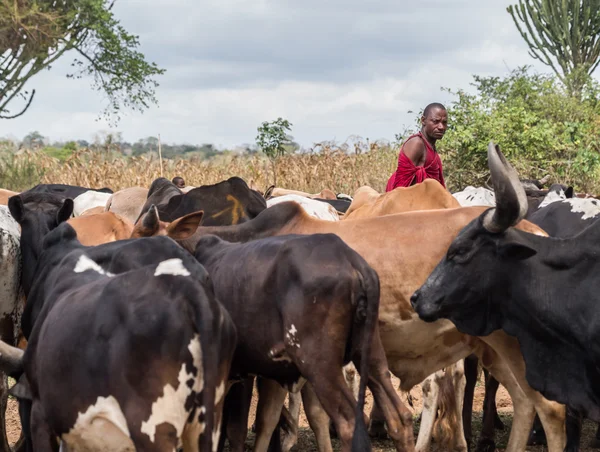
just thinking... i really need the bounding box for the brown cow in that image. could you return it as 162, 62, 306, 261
343, 179, 459, 220
67, 212, 134, 246
105, 187, 149, 224
174, 203, 567, 452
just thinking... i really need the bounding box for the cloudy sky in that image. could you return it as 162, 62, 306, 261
3, 0, 552, 148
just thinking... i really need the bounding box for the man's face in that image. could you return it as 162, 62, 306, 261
422, 108, 448, 140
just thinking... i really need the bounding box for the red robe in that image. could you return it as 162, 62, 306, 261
385, 132, 445, 192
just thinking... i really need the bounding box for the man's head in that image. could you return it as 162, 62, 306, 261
172, 176, 186, 188
421, 103, 448, 141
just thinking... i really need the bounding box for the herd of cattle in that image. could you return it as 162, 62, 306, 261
0, 142, 598, 451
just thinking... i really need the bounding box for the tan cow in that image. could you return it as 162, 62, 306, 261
174, 203, 566, 452
0, 189, 19, 206
67, 212, 134, 246
343, 179, 460, 220
105, 187, 149, 224
266, 187, 337, 200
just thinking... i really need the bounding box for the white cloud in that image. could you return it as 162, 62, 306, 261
3, 0, 554, 147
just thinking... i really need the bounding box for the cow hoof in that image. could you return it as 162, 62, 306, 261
589, 437, 600, 449
368, 421, 388, 439
527, 428, 547, 446
475, 439, 495, 452
494, 414, 505, 431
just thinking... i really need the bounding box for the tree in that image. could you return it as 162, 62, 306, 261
256, 117, 293, 186
508, 0, 600, 97
21, 131, 46, 149
0, 0, 165, 120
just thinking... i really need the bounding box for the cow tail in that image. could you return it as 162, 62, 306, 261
351, 261, 379, 452
433, 366, 459, 450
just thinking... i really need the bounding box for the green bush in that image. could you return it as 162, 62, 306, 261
439, 66, 600, 192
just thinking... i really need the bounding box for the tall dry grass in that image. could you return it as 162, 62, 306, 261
2, 140, 597, 194
1, 142, 399, 194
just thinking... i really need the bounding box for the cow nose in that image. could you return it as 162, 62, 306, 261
410, 291, 420, 308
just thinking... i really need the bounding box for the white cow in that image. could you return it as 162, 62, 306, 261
73, 191, 113, 217
452, 186, 496, 207
267, 195, 340, 221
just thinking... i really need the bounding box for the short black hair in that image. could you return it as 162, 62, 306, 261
172, 176, 185, 187
423, 102, 447, 118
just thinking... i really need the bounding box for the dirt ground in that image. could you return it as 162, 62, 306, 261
5, 374, 599, 451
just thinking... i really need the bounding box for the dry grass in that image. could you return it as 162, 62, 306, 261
0, 142, 398, 193
2, 139, 599, 194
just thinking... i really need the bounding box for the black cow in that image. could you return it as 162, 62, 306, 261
411, 142, 600, 445
22, 183, 113, 199
7, 193, 237, 452
192, 233, 414, 452
137, 177, 267, 226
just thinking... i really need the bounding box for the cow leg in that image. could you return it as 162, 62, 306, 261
358, 329, 414, 452
29, 402, 57, 452
449, 360, 468, 452
564, 407, 582, 452
476, 372, 502, 452
475, 346, 535, 452
367, 401, 388, 439
253, 378, 288, 452
219, 377, 254, 452
462, 354, 478, 449
414, 372, 440, 452
483, 333, 567, 452
301, 382, 334, 452
279, 392, 301, 452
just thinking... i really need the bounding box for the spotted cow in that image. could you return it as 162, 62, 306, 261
6, 193, 237, 452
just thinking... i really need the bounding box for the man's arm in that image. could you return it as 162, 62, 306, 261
401, 138, 426, 166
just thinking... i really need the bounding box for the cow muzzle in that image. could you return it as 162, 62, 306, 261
410, 290, 442, 323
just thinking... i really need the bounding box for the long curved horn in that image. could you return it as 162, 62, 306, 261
483, 142, 528, 233
0, 340, 24, 374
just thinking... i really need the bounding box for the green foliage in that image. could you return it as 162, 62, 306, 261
507, 0, 600, 97
256, 118, 294, 160
0, 0, 164, 121
439, 66, 600, 192
0, 153, 46, 191
42, 146, 73, 161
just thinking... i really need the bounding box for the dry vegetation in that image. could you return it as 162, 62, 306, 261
0, 142, 398, 193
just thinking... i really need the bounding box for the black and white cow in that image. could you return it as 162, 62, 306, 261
6, 193, 237, 452
22, 183, 113, 199
411, 142, 600, 447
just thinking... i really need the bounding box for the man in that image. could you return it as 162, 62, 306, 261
386, 103, 448, 192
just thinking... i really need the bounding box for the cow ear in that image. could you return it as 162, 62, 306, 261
141, 205, 161, 234
8, 196, 24, 224
166, 211, 204, 240
497, 237, 537, 261
57, 198, 74, 224
565, 187, 574, 198
9, 375, 32, 401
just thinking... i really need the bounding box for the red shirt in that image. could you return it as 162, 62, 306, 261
385, 132, 445, 192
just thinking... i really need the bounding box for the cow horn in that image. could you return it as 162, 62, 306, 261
0, 341, 24, 374
483, 142, 528, 233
